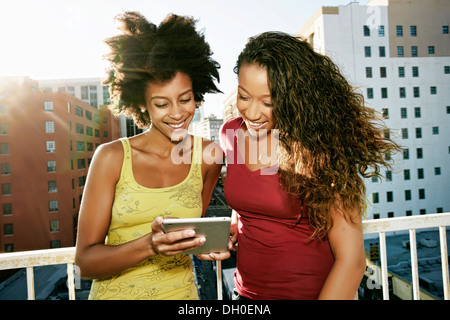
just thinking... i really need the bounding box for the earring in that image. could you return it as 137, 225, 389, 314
140, 107, 146, 113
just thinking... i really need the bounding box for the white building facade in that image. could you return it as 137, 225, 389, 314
297, 0, 450, 220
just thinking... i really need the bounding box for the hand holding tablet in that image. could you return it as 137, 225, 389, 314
161, 217, 232, 259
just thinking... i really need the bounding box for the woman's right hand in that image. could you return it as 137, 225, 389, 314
150, 217, 206, 256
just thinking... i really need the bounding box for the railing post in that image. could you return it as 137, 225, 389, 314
439, 226, 449, 300
216, 260, 222, 300
409, 229, 420, 300
26, 267, 35, 300
379, 232, 389, 300
67, 263, 76, 300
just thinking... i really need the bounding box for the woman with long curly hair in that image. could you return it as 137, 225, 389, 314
221, 31, 400, 300
75, 11, 226, 300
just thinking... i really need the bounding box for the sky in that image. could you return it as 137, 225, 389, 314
0, 0, 369, 117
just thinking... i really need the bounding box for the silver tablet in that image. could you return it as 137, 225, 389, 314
162, 217, 231, 255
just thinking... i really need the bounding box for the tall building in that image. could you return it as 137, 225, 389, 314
0, 77, 120, 252
38, 77, 142, 138
296, 0, 450, 220
191, 115, 223, 142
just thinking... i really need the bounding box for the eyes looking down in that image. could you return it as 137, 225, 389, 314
236, 63, 275, 135
142, 72, 196, 137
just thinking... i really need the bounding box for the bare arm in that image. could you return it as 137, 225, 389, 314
318, 203, 367, 300
74, 142, 205, 279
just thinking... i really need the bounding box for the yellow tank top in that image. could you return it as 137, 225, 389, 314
89, 135, 203, 300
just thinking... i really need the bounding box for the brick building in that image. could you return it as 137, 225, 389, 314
0, 77, 120, 252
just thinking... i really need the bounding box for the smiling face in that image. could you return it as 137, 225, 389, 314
143, 72, 196, 141
236, 63, 275, 137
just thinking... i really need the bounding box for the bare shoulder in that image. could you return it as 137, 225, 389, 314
89, 139, 124, 175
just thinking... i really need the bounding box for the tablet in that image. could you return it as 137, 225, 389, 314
162, 217, 232, 255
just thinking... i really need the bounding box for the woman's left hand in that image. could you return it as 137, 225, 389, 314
195, 251, 230, 261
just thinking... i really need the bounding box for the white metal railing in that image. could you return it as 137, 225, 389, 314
362, 212, 450, 300
0, 212, 449, 300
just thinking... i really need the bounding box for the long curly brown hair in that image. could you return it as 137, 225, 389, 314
235, 32, 401, 238
103, 11, 221, 128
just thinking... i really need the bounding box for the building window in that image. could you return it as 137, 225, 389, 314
396, 25, 403, 36
49, 200, 58, 212
45, 121, 54, 133
378, 25, 385, 36
403, 148, 409, 160
428, 46, 435, 54
381, 88, 388, 98
372, 193, 379, 204
50, 240, 61, 249
397, 46, 404, 57
75, 105, 83, 117
410, 25, 417, 36
445, 66, 450, 74
430, 86, 437, 94
406, 210, 412, 216
418, 189, 425, 200
47, 160, 56, 172
398, 66, 405, 77
78, 159, 86, 169
77, 141, 85, 152
386, 171, 392, 181
1, 183, 11, 195
48, 181, 57, 193
414, 107, 421, 118
387, 191, 393, 202
417, 168, 424, 179
0, 123, 8, 135
4, 224, 13, 236
365, 46, 371, 57
401, 108, 407, 119
0, 143, 9, 155
404, 169, 410, 180
380, 67, 386, 77
50, 220, 59, 232
379, 46, 386, 57
366, 67, 372, 78
2, 203, 12, 215
46, 141, 55, 153
412, 66, 419, 77
401, 128, 408, 139
367, 88, 374, 99
76, 123, 84, 135
399, 87, 406, 98
411, 46, 418, 57
1, 163, 10, 175
416, 148, 423, 159
413, 87, 420, 98
432, 126, 439, 135
382, 108, 389, 119
415, 127, 422, 139
78, 176, 87, 188
44, 101, 53, 112
405, 190, 412, 201
435, 167, 441, 175
364, 25, 370, 36
443, 26, 449, 34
